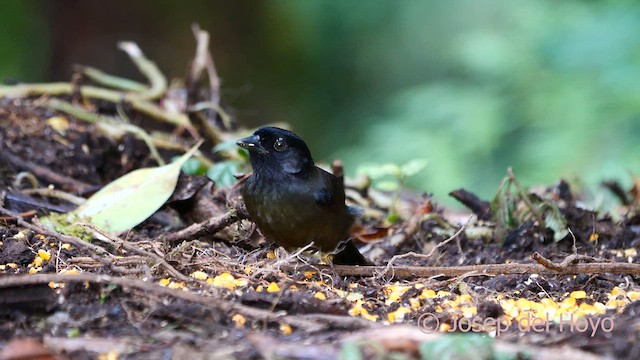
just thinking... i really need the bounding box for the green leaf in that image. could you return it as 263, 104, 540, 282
376, 180, 399, 192
356, 163, 402, 179
419, 333, 495, 360
542, 203, 570, 242
207, 160, 242, 188
73, 142, 202, 233
400, 159, 428, 177
212, 139, 240, 153
491, 176, 515, 243
181, 157, 206, 175
338, 341, 364, 360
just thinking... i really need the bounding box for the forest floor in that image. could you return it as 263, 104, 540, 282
1, 37, 640, 360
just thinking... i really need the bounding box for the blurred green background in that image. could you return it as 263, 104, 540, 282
2, 0, 639, 205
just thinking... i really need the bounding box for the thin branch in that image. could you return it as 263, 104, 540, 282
164, 206, 249, 244
296, 257, 640, 279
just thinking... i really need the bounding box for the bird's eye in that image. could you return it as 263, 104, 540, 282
273, 138, 288, 152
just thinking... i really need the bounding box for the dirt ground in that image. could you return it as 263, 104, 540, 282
1, 45, 640, 360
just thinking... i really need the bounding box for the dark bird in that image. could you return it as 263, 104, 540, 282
237, 126, 370, 265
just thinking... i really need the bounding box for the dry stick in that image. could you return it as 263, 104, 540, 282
532, 252, 602, 271
165, 208, 248, 244
312, 258, 640, 278
191, 23, 231, 130
83, 224, 191, 283
186, 26, 223, 144
0, 273, 372, 332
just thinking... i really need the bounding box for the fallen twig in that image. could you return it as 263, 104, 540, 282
297, 258, 640, 279
449, 188, 492, 220
165, 206, 249, 244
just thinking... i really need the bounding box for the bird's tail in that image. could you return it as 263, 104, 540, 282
332, 240, 371, 266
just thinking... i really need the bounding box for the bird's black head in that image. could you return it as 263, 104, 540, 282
237, 126, 314, 177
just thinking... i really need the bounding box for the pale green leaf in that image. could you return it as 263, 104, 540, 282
543, 204, 570, 242
376, 180, 399, 192
356, 163, 401, 179
73, 142, 202, 233
400, 159, 428, 177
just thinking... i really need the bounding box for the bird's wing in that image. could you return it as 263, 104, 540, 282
314, 187, 334, 207
312, 168, 344, 209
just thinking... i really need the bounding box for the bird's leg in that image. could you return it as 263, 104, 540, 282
321, 252, 339, 276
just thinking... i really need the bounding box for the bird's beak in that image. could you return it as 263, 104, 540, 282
237, 135, 269, 154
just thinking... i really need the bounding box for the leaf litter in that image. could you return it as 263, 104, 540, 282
0, 27, 639, 360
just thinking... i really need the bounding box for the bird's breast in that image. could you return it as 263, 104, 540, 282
243, 175, 353, 252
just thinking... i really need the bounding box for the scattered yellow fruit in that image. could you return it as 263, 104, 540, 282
190, 271, 208, 280
48, 281, 65, 289
420, 289, 437, 299
168, 282, 185, 289
97, 351, 118, 360
569, 290, 586, 299
60, 268, 79, 275
627, 291, 640, 301
461, 306, 477, 318
158, 278, 171, 286
46, 116, 70, 135
384, 284, 410, 304
212, 273, 237, 290
314, 292, 327, 300
280, 323, 292, 335
38, 249, 51, 261
387, 306, 411, 323
232, 314, 246, 329
409, 297, 421, 310
349, 300, 378, 321
610, 286, 625, 298
33, 256, 43, 267
266, 282, 280, 293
